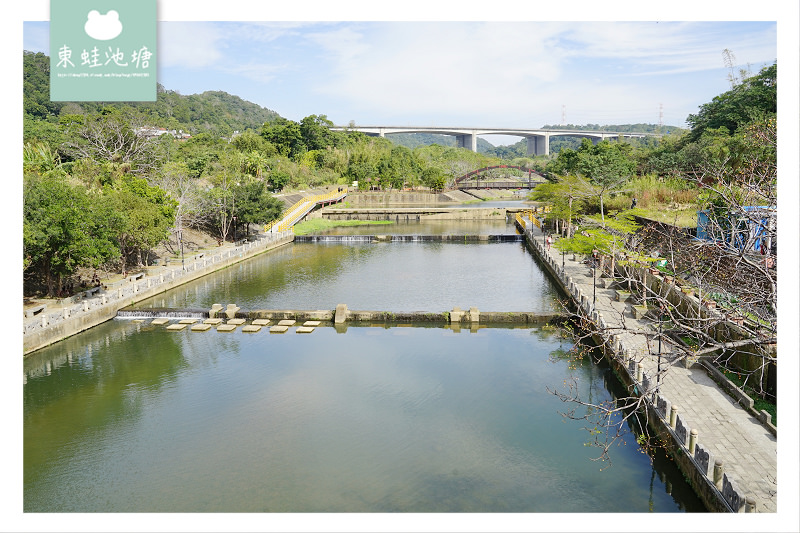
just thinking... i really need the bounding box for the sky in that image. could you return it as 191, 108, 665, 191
7, 2, 800, 533
21, 17, 778, 145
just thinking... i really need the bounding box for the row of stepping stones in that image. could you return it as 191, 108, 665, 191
148, 317, 321, 333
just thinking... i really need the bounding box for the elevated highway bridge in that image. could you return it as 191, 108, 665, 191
332, 125, 658, 156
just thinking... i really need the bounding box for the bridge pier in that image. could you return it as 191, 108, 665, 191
526, 134, 550, 156
456, 132, 477, 152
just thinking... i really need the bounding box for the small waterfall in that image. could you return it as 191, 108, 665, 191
294, 234, 524, 244
391, 235, 426, 242
116, 308, 209, 319
294, 235, 376, 243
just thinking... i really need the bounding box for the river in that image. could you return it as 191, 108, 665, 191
23, 216, 706, 514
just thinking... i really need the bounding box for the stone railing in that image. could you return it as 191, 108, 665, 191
23, 231, 293, 354
522, 226, 761, 513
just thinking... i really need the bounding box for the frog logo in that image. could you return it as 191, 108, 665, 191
84, 10, 123, 41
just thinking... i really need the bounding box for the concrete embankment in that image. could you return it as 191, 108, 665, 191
317, 207, 514, 222
338, 189, 518, 206
519, 219, 776, 513
294, 234, 524, 243
23, 232, 294, 355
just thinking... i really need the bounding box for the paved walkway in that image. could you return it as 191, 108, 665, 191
527, 224, 777, 513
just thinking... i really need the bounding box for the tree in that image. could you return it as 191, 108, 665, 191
65, 110, 162, 175
546, 116, 777, 465
24, 174, 119, 296
105, 175, 177, 270
261, 117, 306, 160
299, 114, 339, 151
230, 180, 284, 235
575, 139, 636, 227
231, 130, 265, 153
686, 62, 776, 142
530, 174, 597, 238
240, 150, 269, 179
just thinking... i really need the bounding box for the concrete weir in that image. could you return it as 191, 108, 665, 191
294, 234, 524, 243
117, 304, 566, 326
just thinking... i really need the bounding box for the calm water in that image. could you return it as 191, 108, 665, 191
318, 218, 518, 235
23, 220, 706, 513
135, 240, 559, 313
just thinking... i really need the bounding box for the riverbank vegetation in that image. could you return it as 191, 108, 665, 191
292, 219, 393, 236
536, 62, 777, 454
23, 46, 777, 327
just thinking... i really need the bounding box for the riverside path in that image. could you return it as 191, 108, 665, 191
520, 217, 777, 513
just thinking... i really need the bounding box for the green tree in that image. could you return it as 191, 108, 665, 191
105, 176, 177, 270
686, 62, 776, 143
24, 174, 119, 296
575, 139, 636, 226
261, 117, 306, 160
299, 114, 339, 151
230, 180, 284, 235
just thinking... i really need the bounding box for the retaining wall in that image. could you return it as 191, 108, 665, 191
23, 232, 294, 355
521, 226, 761, 513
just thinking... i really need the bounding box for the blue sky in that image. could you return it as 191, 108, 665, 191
23, 17, 778, 144
7, 4, 800, 532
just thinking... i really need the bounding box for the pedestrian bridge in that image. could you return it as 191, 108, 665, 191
332, 125, 658, 156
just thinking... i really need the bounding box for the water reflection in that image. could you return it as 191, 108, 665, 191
134, 240, 560, 313
24, 323, 704, 512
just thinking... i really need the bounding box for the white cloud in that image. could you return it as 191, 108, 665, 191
158, 22, 226, 68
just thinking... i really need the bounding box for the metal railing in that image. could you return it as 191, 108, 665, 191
265, 188, 348, 233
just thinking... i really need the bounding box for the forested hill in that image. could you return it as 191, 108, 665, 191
24, 51, 281, 136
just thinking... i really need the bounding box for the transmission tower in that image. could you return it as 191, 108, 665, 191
722, 48, 738, 89
658, 103, 663, 127
561, 105, 566, 126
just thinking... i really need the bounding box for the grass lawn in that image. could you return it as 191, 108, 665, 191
293, 218, 394, 235
630, 206, 698, 228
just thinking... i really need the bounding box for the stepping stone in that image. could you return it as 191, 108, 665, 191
203, 318, 224, 325
217, 324, 237, 332
191, 323, 212, 331
296, 326, 315, 333
132, 319, 145, 323
270, 325, 289, 333
242, 325, 262, 333
179, 318, 199, 324
278, 319, 296, 326
151, 318, 170, 325
302, 320, 321, 327
227, 318, 247, 325
166, 323, 187, 330
252, 319, 271, 326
